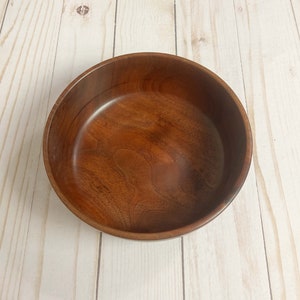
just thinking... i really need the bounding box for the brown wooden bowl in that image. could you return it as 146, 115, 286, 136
43, 53, 252, 240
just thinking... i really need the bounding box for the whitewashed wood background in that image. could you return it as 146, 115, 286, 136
1, 0, 300, 299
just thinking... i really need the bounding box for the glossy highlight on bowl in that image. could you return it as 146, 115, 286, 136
43, 53, 252, 240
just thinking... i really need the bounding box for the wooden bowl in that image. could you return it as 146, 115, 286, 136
43, 53, 252, 240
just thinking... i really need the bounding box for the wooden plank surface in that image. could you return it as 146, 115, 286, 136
0, 0, 9, 30
0, 1, 64, 298
0, 0, 115, 299
24, 2, 116, 299
1, 0, 300, 299
234, 0, 300, 299
176, 1, 271, 299
291, 0, 300, 33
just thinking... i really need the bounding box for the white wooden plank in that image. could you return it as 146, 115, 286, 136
18, 1, 116, 299
234, 0, 300, 298
176, 1, 271, 299
113, 0, 176, 55
97, 1, 183, 300
291, 0, 300, 35
0, 0, 116, 299
49, 0, 116, 96
0, 1, 64, 298
0, 0, 8, 29
100, 234, 183, 300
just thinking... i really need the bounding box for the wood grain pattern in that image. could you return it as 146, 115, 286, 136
176, 0, 271, 299
20, 1, 116, 299
234, 0, 300, 298
99, 234, 183, 300
0, 0, 9, 30
97, 1, 184, 299
0, 0, 115, 299
114, 0, 176, 55
1, 0, 300, 299
44, 53, 251, 239
0, 1, 63, 298
291, 0, 300, 37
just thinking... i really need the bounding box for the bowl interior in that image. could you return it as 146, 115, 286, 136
44, 53, 251, 239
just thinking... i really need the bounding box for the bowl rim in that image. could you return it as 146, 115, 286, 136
43, 52, 253, 240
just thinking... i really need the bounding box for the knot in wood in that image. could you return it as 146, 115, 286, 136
76, 5, 89, 15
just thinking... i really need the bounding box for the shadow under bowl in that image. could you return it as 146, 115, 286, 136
43, 53, 252, 240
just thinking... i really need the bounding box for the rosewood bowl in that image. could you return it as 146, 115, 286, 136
43, 53, 252, 240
